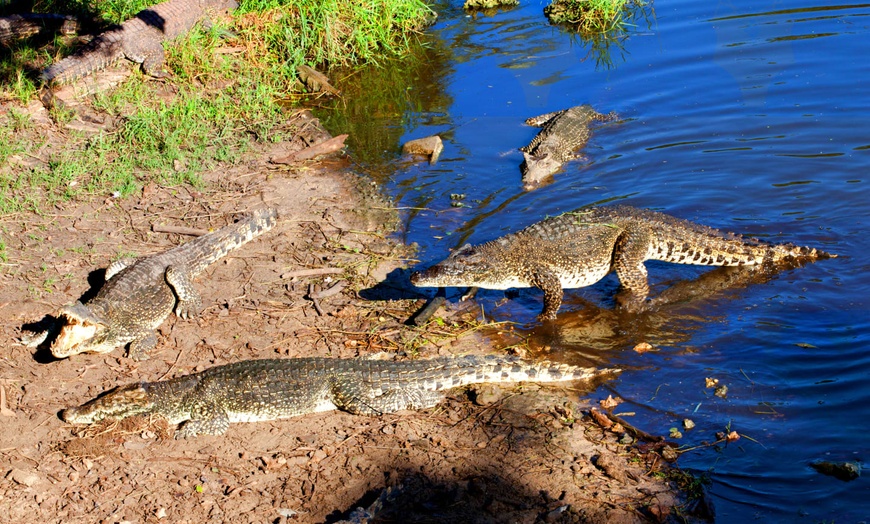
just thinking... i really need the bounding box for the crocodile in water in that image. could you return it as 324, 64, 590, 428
62, 355, 616, 438
0, 13, 79, 45
25, 208, 276, 359
519, 104, 617, 187
411, 204, 835, 319
39, 0, 237, 85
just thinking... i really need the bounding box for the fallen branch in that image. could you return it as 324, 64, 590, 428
270, 134, 349, 164
309, 280, 347, 300
597, 408, 663, 443
410, 292, 446, 326
308, 283, 324, 316
280, 267, 345, 280
152, 224, 208, 236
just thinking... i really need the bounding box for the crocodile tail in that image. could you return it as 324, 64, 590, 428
39, 30, 125, 85
769, 243, 837, 263
175, 208, 278, 274
423, 355, 618, 391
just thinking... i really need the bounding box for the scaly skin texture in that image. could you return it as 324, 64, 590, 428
411, 205, 836, 319
519, 104, 617, 187
0, 13, 79, 45
62, 355, 617, 438
39, 0, 237, 85
28, 209, 276, 359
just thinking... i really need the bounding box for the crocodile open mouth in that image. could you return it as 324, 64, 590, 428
50, 314, 101, 357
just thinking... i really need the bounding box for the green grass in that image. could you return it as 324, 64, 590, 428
544, 0, 648, 34
0, 0, 435, 216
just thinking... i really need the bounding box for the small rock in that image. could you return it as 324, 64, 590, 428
402, 135, 443, 164
8, 468, 39, 487
155, 507, 167, 519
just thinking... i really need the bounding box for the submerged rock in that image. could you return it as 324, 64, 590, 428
402, 135, 443, 164
810, 460, 861, 481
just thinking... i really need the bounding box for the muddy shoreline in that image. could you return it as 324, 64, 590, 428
0, 110, 707, 522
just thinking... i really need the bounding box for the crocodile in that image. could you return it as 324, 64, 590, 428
39, 0, 237, 85
25, 208, 276, 360
410, 204, 835, 320
0, 13, 79, 45
519, 104, 617, 187
62, 355, 616, 438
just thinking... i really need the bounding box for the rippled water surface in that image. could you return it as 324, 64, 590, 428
322, 0, 870, 520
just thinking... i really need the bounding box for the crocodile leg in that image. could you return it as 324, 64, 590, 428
165, 265, 202, 319
331, 382, 445, 415
175, 400, 230, 439
105, 257, 137, 280
124, 39, 168, 78
531, 269, 563, 320
127, 331, 157, 360
612, 227, 652, 311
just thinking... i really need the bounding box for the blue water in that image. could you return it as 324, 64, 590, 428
327, 0, 870, 520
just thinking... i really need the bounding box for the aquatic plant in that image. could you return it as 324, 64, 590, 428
544, 0, 648, 34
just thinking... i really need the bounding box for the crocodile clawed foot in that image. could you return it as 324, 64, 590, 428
615, 290, 650, 314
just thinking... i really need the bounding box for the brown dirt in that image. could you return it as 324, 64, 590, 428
0, 106, 709, 523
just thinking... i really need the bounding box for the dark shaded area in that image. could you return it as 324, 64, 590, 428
358, 267, 427, 303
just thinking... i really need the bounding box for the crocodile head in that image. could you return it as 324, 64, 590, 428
62, 383, 153, 424
521, 151, 562, 188
411, 244, 526, 290
50, 301, 114, 358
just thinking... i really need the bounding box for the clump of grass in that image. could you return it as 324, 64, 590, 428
237, 0, 435, 69
544, 0, 647, 34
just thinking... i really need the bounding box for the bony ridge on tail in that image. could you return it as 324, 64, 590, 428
411, 204, 836, 320
62, 355, 619, 439
24, 208, 277, 360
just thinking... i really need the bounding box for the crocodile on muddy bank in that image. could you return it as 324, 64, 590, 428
23, 208, 276, 360
519, 104, 617, 188
62, 355, 616, 438
0, 13, 80, 45
39, 0, 238, 86
411, 204, 836, 320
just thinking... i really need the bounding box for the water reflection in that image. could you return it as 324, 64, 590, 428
515, 263, 808, 363
315, 34, 454, 170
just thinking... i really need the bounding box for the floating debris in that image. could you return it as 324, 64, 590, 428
633, 342, 655, 353
682, 419, 695, 430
